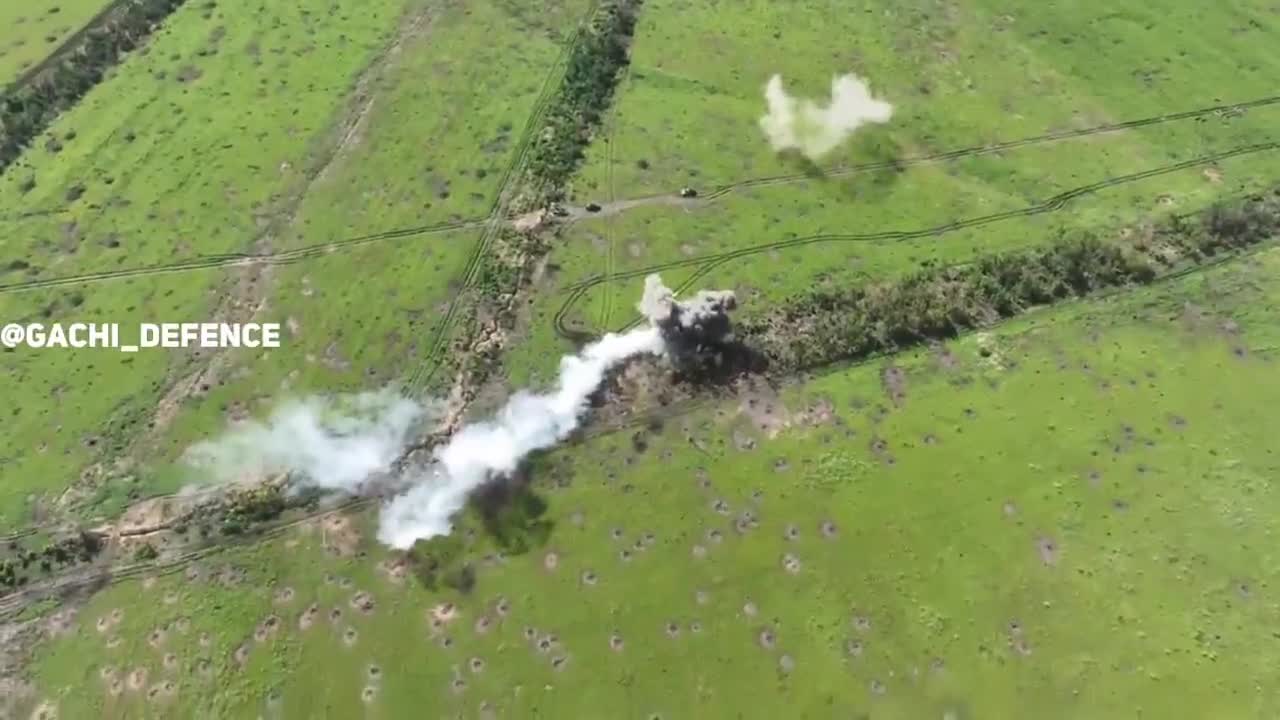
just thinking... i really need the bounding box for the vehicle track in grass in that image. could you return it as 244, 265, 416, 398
3, 93, 1271, 296
553, 142, 1280, 340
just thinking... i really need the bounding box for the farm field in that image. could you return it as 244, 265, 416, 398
3, 0, 1280, 718
0, 0, 111, 86
20, 243, 1280, 719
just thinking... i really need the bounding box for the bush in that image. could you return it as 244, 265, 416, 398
524, 1, 641, 203
219, 485, 287, 535
407, 533, 466, 591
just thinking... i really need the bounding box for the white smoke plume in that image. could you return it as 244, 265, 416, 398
186, 275, 738, 549
377, 325, 665, 547
183, 391, 429, 491
759, 73, 893, 160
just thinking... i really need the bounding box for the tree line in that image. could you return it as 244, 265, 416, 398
738, 189, 1280, 372
523, 0, 641, 204
1, 0, 189, 173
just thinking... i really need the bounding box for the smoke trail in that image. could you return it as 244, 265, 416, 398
759, 73, 893, 160
377, 326, 665, 547
186, 275, 737, 548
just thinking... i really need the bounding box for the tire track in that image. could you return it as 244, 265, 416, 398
0, 217, 486, 295
622, 94, 1279, 209
554, 142, 1280, 339
4, 93, 1267, 294
565, 92, 1280, 327
598, 83, 623, 330
0, 494, 379, 621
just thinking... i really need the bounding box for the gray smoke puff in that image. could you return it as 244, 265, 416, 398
638, 274, 737, 368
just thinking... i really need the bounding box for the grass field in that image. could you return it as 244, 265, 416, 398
0, 0, 111, 87
21, 243, 1280, 719
502, 0, 1280, 384
5, 0, 1280, 718
0, 0, 595, 525
0, 0, 410, 526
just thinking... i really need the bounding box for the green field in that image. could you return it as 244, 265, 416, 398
0, 0, 595, 524
504, 0, 1280, 383
0, 0, 111, 86
22, 244, 1280, 718
3, 0, 1280, 718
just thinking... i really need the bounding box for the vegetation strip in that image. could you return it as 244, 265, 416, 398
0, 0, 189, 173
740, 188, 1280, 372
522, 0, 640, 205
401, 0, 644, 395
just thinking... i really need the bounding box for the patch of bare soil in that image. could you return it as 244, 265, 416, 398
145, 680, 177, 704
126, 667, 148, 692
114, 496, 198, 539
881, 364, 907, 406
512, 209, 548, 232
737, 383, 789, 438
28, 700, 58, 720
934, 344, 960, 370
793, 397, 836, 427
146, 626, 168, 649
349, 591, 375, 615
99, 665, 119, 688
43, 608, 76, 638
1180, 303, 1251, 358
298, 604, 319, 631
378, 557, 409, 585
429, 602, 458, 626
319, 514, 362, 557
254, 614, 281, 642
1036, 536, 1060, 566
